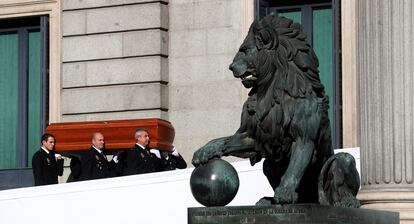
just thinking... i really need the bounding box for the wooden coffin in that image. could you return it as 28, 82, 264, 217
45, 118, 175, 153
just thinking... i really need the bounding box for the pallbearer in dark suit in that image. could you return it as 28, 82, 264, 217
32, 133, 64, 186
80, 132, 117, 180
123, 128, 163, 175
160, 146, 187, 171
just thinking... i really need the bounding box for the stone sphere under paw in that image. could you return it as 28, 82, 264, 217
190, 159, 239, 206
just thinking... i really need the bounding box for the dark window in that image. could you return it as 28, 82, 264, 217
0, 16, 49, 189
255, 0, 342, 148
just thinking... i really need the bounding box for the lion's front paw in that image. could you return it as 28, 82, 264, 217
274, 186, 298, 204
192, 139, 225, 167
255, 197, 275, 206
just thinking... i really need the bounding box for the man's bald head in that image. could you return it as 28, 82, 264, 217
91, 132, 105, 149
134, 128, 149, 147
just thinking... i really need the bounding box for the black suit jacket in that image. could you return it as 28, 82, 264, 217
80, 147, 116, 180
123, 144, 162, 176
161, 153, 187, 171
32, 148, 64, 186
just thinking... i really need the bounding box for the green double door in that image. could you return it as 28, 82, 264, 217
0, 18, 45, 170
260, 1, 340, 147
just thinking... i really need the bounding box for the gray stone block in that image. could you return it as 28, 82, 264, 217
123, 30, 168, 57
85, 3, 168, 34
169, 3, 194, 31
160, 2, 169, 30
207, 27, 240, 55
169, 56, 207, 85
63, 30, 167, 62
63, 33, 123, 62
62, 11, 86, 36
193, 0, 234, 29
168, 81, 244, 110
169, 30, 207, 57
188, 205, 399, 224
62, 56, 167, 88
62, 0, 168, 10
61, 83, 168, 114
62, 110, 169, 122
62, 62, 86, 87
169, 54, 237, 85
169, 108, 242, 138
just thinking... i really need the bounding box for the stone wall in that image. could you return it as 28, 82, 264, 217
168, 0, 253, 162
61, 0, 169, 122
60, 0, 254, 163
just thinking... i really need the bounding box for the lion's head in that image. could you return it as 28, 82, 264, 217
229, 13, 326, 99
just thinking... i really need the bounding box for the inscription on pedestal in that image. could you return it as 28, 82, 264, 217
188, 205, 399, 224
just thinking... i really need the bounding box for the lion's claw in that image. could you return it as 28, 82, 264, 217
192, 138, 226, 167
255, 197, 275, 206
274, 186, 298, 204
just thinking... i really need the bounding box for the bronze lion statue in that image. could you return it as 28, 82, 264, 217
192, 13, 360, 208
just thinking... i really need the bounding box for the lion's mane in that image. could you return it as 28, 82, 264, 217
239, 14, 331, 169
253, 14, 327, 101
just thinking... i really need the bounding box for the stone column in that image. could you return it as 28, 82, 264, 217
341, 0, 358, 147
357, 1, 414, 223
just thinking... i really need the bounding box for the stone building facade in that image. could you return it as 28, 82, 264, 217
0, 0, 251, 163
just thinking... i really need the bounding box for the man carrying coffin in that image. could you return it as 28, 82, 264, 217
80, 132, 118, 180
32, 133, 64, 186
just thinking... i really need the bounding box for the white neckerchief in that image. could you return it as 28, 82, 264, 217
92, 145, 103, 154
136, 143, 146, 150
41, 147, 50, 154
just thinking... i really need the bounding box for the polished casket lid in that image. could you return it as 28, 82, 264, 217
45, 118, 175, 152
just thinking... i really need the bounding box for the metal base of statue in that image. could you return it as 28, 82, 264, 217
188, 204, 399, 224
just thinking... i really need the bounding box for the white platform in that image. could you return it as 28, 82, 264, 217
0, 148, 359, 224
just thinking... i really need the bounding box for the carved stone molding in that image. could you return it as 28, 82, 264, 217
0, 0, 56, 8
359, 191, 414, 223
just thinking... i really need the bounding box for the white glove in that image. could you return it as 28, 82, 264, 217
149, 149, 161, 159
55, 153, 63, 160
112, 155, 119, 163
162, 151, 170, 160
171, 146, 179, 157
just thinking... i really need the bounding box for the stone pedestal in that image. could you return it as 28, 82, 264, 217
357, 1, 414, 223
188, 204, 399, 224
